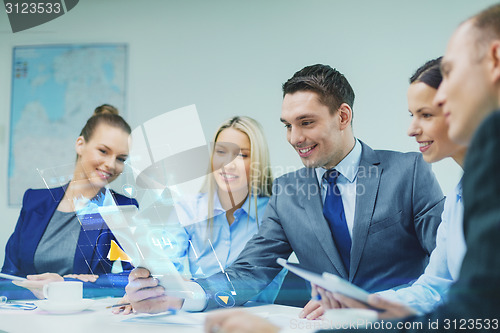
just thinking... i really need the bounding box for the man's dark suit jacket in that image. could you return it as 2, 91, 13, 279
326, 111, 500, 332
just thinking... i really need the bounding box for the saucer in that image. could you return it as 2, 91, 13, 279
37, 299, 94, 314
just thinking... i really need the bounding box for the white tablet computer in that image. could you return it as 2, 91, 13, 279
277, 258, 369, 303
99, 205, 194, 299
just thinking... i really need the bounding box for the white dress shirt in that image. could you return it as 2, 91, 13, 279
315, 139, 362, 238
377, 179, 466, 314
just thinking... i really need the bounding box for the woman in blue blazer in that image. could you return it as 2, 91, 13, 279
1, 105, 137, 299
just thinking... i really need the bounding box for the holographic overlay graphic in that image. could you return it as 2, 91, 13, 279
214, 291, 236, 308
121, 184, 136, 198
107, 239, 131, 262
68, 105, 248, 297
128, 105, 246, 225
36, 163, 74, 203
123, 106, 247, 296
98, 203, 195, 299
128, 105, 207, 190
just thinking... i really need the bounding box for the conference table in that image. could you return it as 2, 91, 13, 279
0, 298, 326, 333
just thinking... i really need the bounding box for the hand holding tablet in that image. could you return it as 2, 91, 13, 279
277, 258, 370, 303
98, 205, 195, 299
277, 257, 418, 319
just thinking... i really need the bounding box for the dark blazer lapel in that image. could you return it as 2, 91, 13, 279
73, 189, 112, 274
23, 209, 46, 274
300, 168, 349, 278
73, 221, 103, 274
32, 186, 66, 216
26, 186, 66, 273
349, 141, 382, 281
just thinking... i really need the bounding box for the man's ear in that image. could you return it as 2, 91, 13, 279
490, 40, 500, 83
338, 103, 353, 130
75, 136, 85, 157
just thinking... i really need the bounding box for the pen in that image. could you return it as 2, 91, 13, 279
0, 272, 27, 281
106, 302, 131, 309
106, 303, 178, 315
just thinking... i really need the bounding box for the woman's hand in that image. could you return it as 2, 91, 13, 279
315, 285, 345, 309
300, 283, 343, 320
300, 299, 324, 319
333, 293, 418, 320
63, 274, 99, 282
12, 273, 64, 299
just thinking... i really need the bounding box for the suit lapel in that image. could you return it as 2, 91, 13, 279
73, 190, 117, 274
349, 142, 381, 281
28, 186, 66, 273
74, 219, 104, 274
300, 168, 349, 278
23, 210, 47, 274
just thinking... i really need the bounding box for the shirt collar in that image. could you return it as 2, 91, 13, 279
315, 138, 362, 184
456, 177, 463, 201
213, 193, 225, 214
213, 191, 258, 218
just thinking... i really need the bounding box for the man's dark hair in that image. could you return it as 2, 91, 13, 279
409, 57, 443, 89
282, 64, 355, 116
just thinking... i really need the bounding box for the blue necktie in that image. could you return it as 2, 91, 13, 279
323, 169, 351, 271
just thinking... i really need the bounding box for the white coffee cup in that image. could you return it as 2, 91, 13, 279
43, 281, 83, 303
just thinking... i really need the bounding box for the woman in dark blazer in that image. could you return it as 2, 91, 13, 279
1, 105, 137, 299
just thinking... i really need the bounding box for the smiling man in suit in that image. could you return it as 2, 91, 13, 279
225, 4, 500, 333
124, 64, 444, 314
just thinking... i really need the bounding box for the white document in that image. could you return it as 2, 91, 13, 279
122, 311, 206, 326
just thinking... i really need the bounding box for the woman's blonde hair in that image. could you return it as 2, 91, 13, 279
202, 116, 273, 234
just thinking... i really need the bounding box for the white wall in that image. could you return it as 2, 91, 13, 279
0, 0, 497, 265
